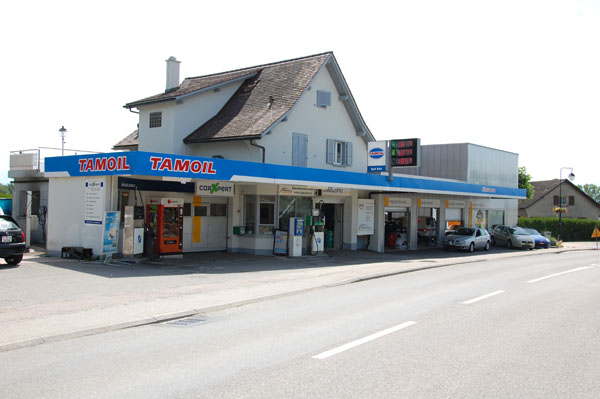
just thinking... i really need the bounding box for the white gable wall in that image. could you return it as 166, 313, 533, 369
137, 80, 244, 156
261, 66, 368, 172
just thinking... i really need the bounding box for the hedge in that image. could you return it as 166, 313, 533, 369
518, 217, 600, 242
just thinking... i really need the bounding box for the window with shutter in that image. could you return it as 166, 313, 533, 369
317, 91, 331, 107
292, 133, 308, 167
569, 196, 575, 206
553, 196, 559, 206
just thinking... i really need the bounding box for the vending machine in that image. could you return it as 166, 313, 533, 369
146, 198, 184, 255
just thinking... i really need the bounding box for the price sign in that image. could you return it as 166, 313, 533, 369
390, 138, 420, 167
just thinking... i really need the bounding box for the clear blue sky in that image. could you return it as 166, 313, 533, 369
2, 0, 599, 186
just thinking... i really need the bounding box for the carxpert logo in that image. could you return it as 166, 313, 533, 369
196, 182, 234, 196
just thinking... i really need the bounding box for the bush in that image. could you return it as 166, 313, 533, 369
518, 217, 600, 242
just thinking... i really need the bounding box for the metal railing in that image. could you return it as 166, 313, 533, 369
10, 147, 101, 173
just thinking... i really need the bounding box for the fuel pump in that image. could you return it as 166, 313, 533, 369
309, 206, 325, 255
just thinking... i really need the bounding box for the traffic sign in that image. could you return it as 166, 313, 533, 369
592, 226, 600, 238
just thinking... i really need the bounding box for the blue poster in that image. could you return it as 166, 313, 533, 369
101, 211, 120, 254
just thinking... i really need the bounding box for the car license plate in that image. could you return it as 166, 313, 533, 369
2, 236, 12, 243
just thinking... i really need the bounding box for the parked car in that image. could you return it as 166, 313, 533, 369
522, 228, 551, 249
483, 228, 495, 245
443, 227, 491, 252
0, 215, 26, 265
492, 225, 534, 249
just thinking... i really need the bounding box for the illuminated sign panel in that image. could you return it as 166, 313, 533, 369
390, 138, 420, 167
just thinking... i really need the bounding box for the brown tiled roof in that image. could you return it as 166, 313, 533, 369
184, 53, 331, 143
113, 129, 139, 150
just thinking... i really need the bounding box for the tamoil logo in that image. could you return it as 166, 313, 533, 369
369, 148, 384, 159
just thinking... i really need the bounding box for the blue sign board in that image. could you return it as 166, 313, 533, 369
44, 151, 526, 199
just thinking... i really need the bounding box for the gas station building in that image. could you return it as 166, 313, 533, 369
41, 53, 526, 258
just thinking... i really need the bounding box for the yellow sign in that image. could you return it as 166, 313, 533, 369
592, 226, 600, 239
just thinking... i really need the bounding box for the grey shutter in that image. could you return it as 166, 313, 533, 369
553, 196, 559, 205
326, 139, 334, 164
292, 133, 307, 167
317, 91, 331, 107
344, 142, 353, 166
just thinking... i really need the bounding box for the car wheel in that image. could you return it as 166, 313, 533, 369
468, 243, 474, 253
507, 240, 513, 249
485, 241, 490, 251
5, 254, 23, 266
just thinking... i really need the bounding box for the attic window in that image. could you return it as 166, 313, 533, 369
149, 112, 162, 128
317, 91, 331, 107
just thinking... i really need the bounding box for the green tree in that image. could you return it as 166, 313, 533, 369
578, 183, 600, 203
0, 182, 13, 199
518, 166, 535, 199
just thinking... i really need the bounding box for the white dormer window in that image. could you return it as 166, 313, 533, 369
149, 112, 162, 128
317, 91, 331, 108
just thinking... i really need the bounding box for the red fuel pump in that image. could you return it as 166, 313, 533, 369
146, 198, 184, 255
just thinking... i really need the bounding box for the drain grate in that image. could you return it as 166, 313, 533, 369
165, 317, 206, 327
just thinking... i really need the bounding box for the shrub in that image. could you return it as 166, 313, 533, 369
518, 217, 600, 241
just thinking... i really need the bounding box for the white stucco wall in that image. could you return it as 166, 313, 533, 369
137, 80, 244, 156
47, 176, 115, 257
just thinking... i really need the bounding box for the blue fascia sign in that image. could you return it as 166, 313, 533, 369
44, 151, 527, 199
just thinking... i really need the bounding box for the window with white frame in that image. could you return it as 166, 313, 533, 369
244, 195, 276, 235
326, 139, 353, 167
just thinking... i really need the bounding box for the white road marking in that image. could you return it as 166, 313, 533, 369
312, 321, 417, 360
462, 290, 505, 305
527, 266, 594, 284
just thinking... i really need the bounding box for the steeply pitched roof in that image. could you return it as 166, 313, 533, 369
122, 52, 373, 145
184, 52, 332, 143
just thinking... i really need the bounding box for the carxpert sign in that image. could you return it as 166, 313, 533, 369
367, 141, 386, 172
195, 181, 234, 197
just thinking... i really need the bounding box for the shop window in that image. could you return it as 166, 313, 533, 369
278, 196, 312, 232
210, 203, 227, 217
259, 196, 275, 235
18, 190, 40, 217
244, 195, 256, 234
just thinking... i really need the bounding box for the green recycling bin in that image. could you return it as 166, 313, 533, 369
325, 229, 334, 249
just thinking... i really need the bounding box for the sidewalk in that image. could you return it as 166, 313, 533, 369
0, 242, 596, 352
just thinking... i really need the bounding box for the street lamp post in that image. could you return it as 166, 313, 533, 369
558, 167, 575, 242
59, 126, 67, 156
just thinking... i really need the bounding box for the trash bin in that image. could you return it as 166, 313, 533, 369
325, 229, 334, 249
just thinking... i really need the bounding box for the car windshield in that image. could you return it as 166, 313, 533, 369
455, 228, 475, 236
0, 218, 20, 230
523, 228, 540, 235
509, 227, 529, 235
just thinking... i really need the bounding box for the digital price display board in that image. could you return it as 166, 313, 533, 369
390, 138, 420, 167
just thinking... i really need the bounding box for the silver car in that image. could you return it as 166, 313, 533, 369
492, 225, 535, 249
443, 227, 491, 252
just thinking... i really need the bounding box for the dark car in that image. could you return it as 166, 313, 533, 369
0, 215, 26, 265
522, 228, 551, 249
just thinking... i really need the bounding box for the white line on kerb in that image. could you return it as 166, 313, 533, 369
527, 266, 594, 283
312, 321, 417, 360
462, 290, 505, 305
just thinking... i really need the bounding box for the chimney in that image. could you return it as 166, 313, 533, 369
165, 56, 181, 92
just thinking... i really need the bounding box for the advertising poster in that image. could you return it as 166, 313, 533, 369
357, 199, 375, 235
101, 211, 120, 254
85, 180, 105, 224
273, 230, 288, 255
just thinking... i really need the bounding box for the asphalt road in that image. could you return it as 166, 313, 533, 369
1, 251, 599, 398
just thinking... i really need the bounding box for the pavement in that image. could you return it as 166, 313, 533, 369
0, 241, 597, 353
